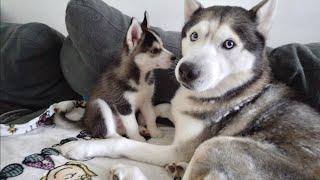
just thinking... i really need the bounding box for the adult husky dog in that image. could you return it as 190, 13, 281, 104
58, 0, 320, 179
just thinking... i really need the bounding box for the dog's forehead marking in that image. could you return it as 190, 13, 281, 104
182, 6, 254, 37
188, 21, 210, 37
185, 20, 242, 47
215, 24, 242, 44
149, 30, 163, 46
152, 41, 160, 49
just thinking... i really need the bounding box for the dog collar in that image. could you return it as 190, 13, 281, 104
214, 84, 271, 124
204, 84, 272, 137
184, 84, 271, 123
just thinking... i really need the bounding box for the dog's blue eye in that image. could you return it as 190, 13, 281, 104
223, 39, 236, 50
190, 32, 198, 42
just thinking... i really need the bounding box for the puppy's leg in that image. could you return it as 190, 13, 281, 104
57, 138, 182, 166
120, 113, 146, 142
109, 164, 148, 180
53, 101, 75, 113
138, 103, 173, 126
95, 99, 121, 138
137, 113, 147, 127
65, 107, 85, 121
155, 103, 173, 123
141, 101, 163, 138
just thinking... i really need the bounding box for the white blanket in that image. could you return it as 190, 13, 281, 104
0, 101, 174, 180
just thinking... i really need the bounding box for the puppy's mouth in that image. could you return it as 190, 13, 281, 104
157, 61, 172, 69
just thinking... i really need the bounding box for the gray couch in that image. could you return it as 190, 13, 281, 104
1, 0, 319, 124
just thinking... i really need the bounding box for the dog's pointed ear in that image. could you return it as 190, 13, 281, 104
251, 0, 277, 37
126, 18, 143, 52
185, 0, 203, 22
141, 11, 150, 31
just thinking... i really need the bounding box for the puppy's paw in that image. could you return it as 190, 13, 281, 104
165, 162, 188, 180
55, 141, 92, 161
139, 126, 151, 139
65, 107, 85, 121
109, 164, 147, 180
149, 128, 164, 138
53, 101, 75, 113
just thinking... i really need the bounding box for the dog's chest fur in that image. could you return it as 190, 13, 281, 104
172, 82, 320, 171
125, 71, 155, 109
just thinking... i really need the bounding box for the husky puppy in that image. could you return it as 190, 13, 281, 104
83, 12, 175, 142
58, 0, 320, 179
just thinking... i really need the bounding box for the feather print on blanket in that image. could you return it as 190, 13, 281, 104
0, 100, 85, 136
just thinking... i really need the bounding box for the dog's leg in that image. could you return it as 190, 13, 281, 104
109, 164, 148, 180
120, 113, 146, 142
141, 101, 163, 138
182, 136, 309, 180
57, 138, 182, 166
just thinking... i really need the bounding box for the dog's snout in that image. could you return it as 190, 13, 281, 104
179, 63, 200, 82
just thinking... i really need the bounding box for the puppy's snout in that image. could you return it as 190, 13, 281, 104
179, 63, 200, 82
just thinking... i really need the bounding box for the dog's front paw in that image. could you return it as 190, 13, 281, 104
149, 128, 164, 138
56, 141, 92, 161
109, 164, 147, 180
165, 162, 188, 180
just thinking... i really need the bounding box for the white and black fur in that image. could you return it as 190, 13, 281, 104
57, 12, 176, 142
58, 1, 320, 179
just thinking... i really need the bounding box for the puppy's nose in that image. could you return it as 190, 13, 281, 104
171, 56, 177, 61
179, 63, 200, 82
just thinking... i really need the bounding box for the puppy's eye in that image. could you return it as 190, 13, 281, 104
222, 39, 236, 50
150, 48, 161, 54
190, 32, 198, 42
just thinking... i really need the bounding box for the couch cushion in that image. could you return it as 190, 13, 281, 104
0, 22, 81, 112
61, 0, 181, 104
269, 43, 320, 110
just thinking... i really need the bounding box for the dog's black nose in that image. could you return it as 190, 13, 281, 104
179, 63, 200, 82
171, 56, 177, 61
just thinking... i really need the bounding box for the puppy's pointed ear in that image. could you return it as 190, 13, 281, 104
141, 11, 150, 31
251, 0, 277, 37
126, 18, 143, 52
185, 0, 203, 22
